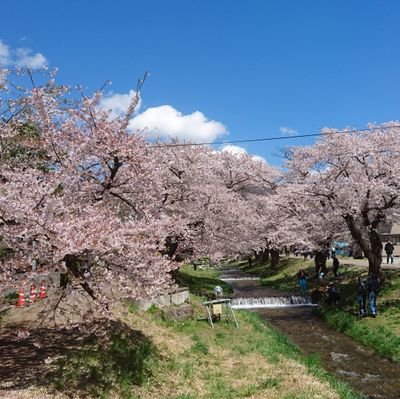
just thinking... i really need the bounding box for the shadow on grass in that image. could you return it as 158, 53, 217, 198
0, 319, 157, 397
242, 257, 306, 278
239, 256, 400, 364
175, 269, 233, 297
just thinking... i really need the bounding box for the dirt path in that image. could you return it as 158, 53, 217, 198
223, 269, 400, 399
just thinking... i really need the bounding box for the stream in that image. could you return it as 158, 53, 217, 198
222, 269, 400, 399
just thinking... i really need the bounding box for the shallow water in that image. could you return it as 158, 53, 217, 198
224, 270, 400, 399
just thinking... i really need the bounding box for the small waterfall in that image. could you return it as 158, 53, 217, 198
230, 296, 316, 309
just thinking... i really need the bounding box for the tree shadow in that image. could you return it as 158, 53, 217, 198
0, 319, 157, 397
175, 271, 233, 297
379, 298, 400, 313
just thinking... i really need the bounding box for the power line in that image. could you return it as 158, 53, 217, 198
150, 124, 400, 148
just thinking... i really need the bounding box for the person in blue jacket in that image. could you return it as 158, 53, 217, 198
297, 269, 308, 294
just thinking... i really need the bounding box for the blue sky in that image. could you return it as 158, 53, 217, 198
2, 1, 400, 165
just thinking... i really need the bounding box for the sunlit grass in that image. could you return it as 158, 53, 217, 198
19, 258, 365, 398
249, 256, 400, 364
174, 264, 233, 297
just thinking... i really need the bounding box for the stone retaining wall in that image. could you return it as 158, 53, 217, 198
136, 287, 190, 311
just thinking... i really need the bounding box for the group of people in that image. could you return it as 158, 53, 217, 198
297, 268, 340, 305
297, 261, 381, 317
357, 273, 380, 317
316, 253, 340, 284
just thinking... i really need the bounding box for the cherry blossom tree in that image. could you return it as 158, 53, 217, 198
274, 183, 349, 273
0, 69, 178, 310
209, 152, 284, 266
11, 66, 396, 324
0, 68, 281, 317
283, 125, 400, 275
150, 144, 280, 263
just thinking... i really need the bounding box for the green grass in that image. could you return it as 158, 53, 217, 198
316, 307, 400, 362
170, 260, 368, 397
243, 256, 315, 293
47, 320, 158, 398
191, 333, 209, 354
314, 268, 400, 362
247, 256, 400, 364
175, 264, 233, 297
35, 259, 368, 398
157, 307, 361, 399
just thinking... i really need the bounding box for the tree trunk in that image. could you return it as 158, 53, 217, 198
344, 214, 382, 275
254, 250, 262, 263
314, 251, 327, 276
261, 248, 270, 263
270, 249, 280, 268
169, 267, 181, 284
366, 229, 383, 275
63, 254, 97, 300
163, 236, 179, 258
351, 242, 363, 259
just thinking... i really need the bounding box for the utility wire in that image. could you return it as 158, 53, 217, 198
150, 123, 400, 148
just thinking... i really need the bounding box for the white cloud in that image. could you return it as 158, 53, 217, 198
221, 145, 268, 164
279, 126, 298, 136
0, 39, 47, 69
130, 105, 227, 143
99, 90, 141, 118
251, 155, 268, 164
14, 48, 47, 69
0, 41, 10, 65
221, 144, 248, 156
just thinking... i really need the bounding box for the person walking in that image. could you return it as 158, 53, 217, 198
356, 276, 367, 317
367, 273, 380, 317
384, 241, 394, 264
332, 254, 340, 278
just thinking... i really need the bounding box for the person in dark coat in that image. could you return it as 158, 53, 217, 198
384, 241, 394, 264
326, 282, 340, 306
332, 254, 340, 278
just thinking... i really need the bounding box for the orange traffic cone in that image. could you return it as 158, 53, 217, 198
39, 282, 46, 299
16, 288, 26, 308
29, 284, 36, 303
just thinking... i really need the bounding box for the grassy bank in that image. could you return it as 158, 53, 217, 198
113, 304, 361, 399
242, 256, 400, 363
111, 265, 360, 399
1, 263, 361, 399
174, 263, 233, 297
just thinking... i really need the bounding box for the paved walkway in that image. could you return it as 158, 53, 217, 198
292, 255, 400, 270
331, 256, 400, 270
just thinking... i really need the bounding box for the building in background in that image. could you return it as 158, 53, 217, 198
380, 222, 400, 256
